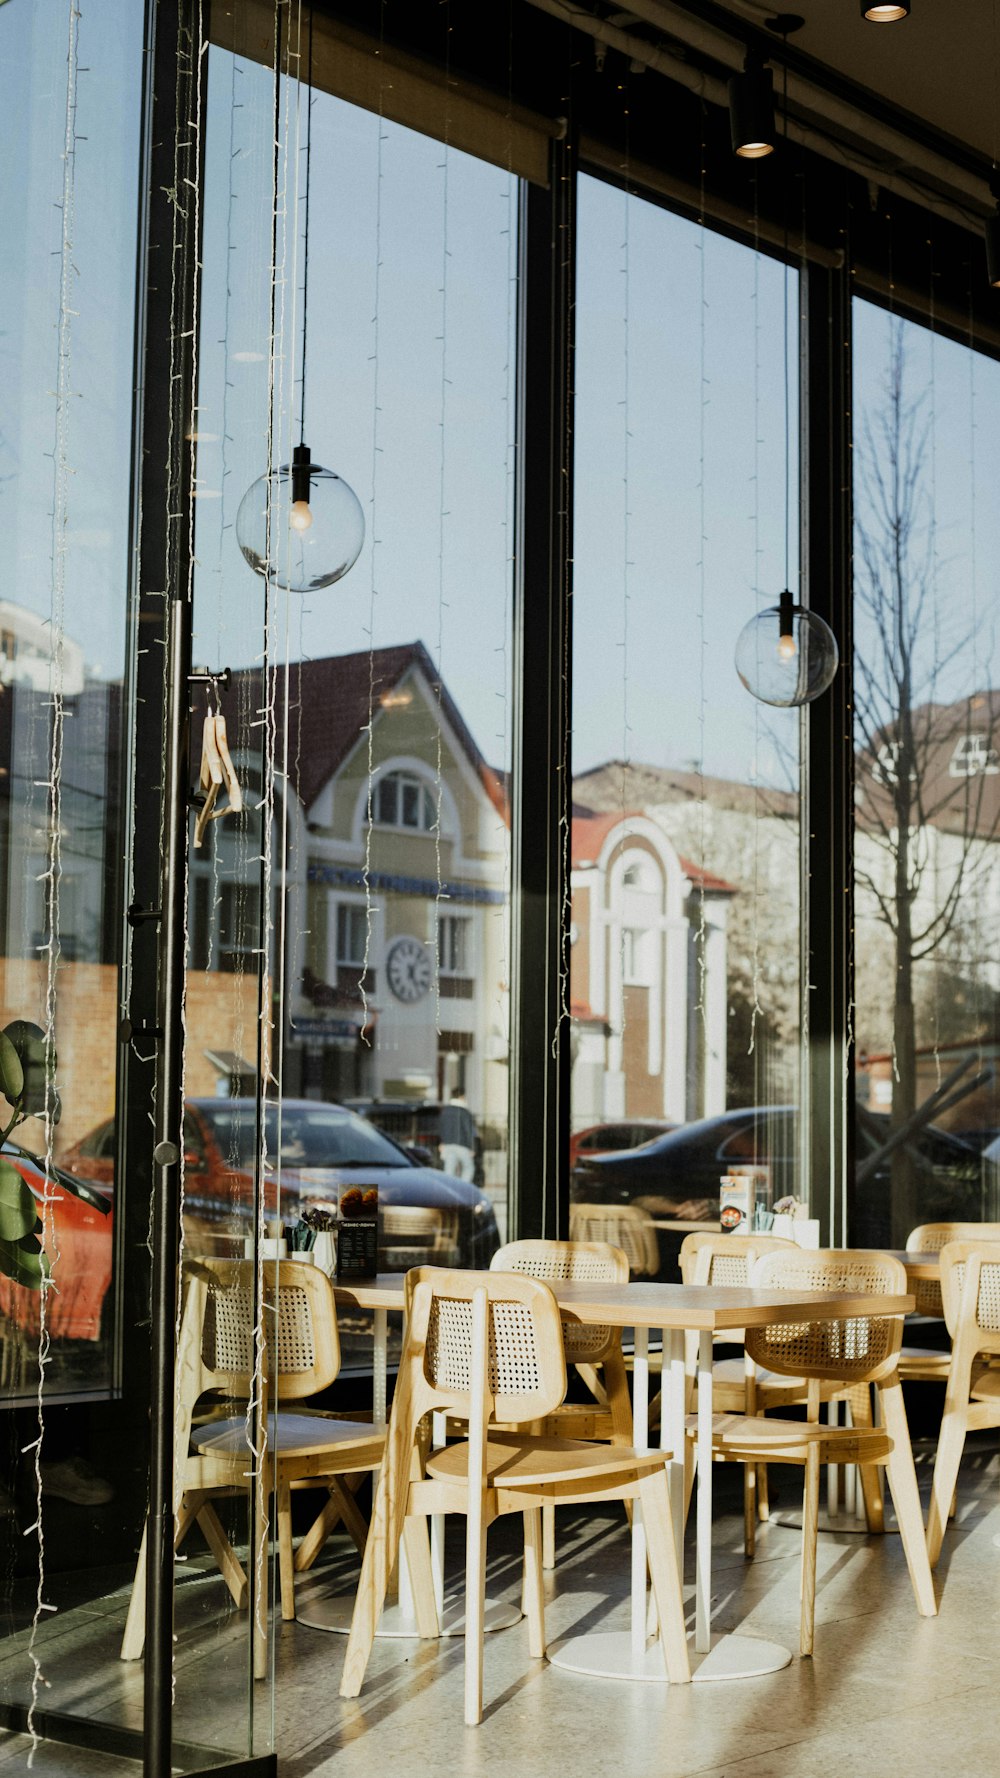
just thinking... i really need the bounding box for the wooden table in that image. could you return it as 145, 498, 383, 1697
314, 1274, 913, 1683
887, 1250, 940, 1283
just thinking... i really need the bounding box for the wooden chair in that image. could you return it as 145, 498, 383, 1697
685, 1248, 937, 1655
122, 1259, 385, 1672
569, 1203, 660, 1278
679, 1231, 809, 1548
926, 1241, 1000, 1567
899, 1223, 1000, 1383
340, 1266, 690, 1724
490, 1238, 632, 1566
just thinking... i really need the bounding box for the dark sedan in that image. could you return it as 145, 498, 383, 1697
572, 1103, 983, 1274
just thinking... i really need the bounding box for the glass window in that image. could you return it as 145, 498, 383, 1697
570, 175, 801, 1276
852, 301, 1000, 1246
337, 903, 368, 965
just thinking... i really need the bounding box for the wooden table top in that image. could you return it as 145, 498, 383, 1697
887, 1250, 940, 1283
333, 1273, 914, 1331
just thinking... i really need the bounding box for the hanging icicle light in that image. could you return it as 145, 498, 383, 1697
735, 589, 839, 706
236, 14, 364, 593
728, 52, 776, 159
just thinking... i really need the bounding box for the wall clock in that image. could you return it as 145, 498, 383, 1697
386, 935, 433, 1003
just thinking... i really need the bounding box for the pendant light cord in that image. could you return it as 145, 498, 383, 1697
300, 5, 314, 446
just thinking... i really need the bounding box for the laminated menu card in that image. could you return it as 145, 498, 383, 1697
335, 1184, 379, 1280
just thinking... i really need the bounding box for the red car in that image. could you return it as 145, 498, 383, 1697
0, 1143, 112, 1342
569, 1119, 675, 1172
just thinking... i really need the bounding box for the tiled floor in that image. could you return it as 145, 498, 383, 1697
0, 1435, 997, 1777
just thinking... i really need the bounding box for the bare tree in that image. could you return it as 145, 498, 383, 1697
854, 318, 1000, 1237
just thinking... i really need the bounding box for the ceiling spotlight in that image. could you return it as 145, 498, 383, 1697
860, 3, 910, 20
728, 53, 776, 160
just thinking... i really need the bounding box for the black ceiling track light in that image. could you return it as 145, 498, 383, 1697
861, 2, 911, 20
728, 51, 776, 159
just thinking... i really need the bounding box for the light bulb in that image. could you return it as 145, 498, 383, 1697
290, 500, 314, 532
777, 632, 797, 661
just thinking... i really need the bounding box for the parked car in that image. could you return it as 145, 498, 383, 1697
0, 1141, 112, 1341
569, 1119, 675, 1171
348, 1097, 483, 1185
65, 1097, 500, 1272
572, 1103, 983, 1276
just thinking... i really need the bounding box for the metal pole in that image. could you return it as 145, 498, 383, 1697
133, 3, 205, 1773
145, 600, 193, 1777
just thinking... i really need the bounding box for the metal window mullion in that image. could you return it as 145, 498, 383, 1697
509, 136, 576, 1243
801, 257, 855, 1249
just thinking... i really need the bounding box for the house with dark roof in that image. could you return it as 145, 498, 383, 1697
194, 642, 511, 1127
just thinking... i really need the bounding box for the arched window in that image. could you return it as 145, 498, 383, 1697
373, 769, 437, 832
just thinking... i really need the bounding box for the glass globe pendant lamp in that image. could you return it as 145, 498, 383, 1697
735, 589, 839, 707
236, 441, 364, 594
236, 15, 363, 596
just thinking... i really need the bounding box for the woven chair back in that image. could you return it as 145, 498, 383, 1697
569, 1203, 660, 1277
189, 1258, 341, 1404
907, 1222, 1000, 1319
939, 1242, 1000, 1350
745, 1249, 905, 1384
403, 1265, 567, 1426
491, 1238, 628, 1361
679, 1230, 797, 1288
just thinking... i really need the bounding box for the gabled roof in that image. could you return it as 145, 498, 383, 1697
571, 804, 738, 896
229, 641, 507, 822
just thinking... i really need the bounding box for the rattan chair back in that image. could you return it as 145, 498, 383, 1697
490, 1238, 628, 1361
568, 1203, 660, 1276
938, 1241, 1000, 1349
679, 1230, 797, 1287
188, 1257, 341, 1404
745, 1249, 905, 1385
403, 1265, 567, 1427
907, 1222, 1000, 1318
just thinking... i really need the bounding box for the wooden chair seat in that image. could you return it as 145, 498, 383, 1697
426, 1431, 670, 1490
688, 1411, 891, 1466
970, 1369, 1000, 1404
683, 1249, 936, 1657
192, 1411, 385, 1464
897, 1345, 951, 1382
341, 1267, 690, 1724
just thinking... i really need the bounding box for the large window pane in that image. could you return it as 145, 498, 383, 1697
571, 176, 801, 1276
190, 52, 516, 1350
852, 302, 1000, 1246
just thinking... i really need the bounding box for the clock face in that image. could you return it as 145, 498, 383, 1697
386, 935, 434, 1004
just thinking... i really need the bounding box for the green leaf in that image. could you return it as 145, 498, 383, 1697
2, 1022, 56, 1119
0, 1159, 37, 1242
0, 1239, 48, 1290
0, 1032, 23, 1109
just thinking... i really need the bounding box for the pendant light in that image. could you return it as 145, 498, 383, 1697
728, 52, 775, 159
861, 3, 910, 19
735, 54, 838, 708
237, 13, 364, 593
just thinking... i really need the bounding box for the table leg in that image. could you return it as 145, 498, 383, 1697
695, 1329, 713, 1654
665, 1328, 686, 1567
630, 1325, 649, 1661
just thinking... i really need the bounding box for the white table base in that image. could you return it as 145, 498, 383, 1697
547, 1629, 791, 1683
